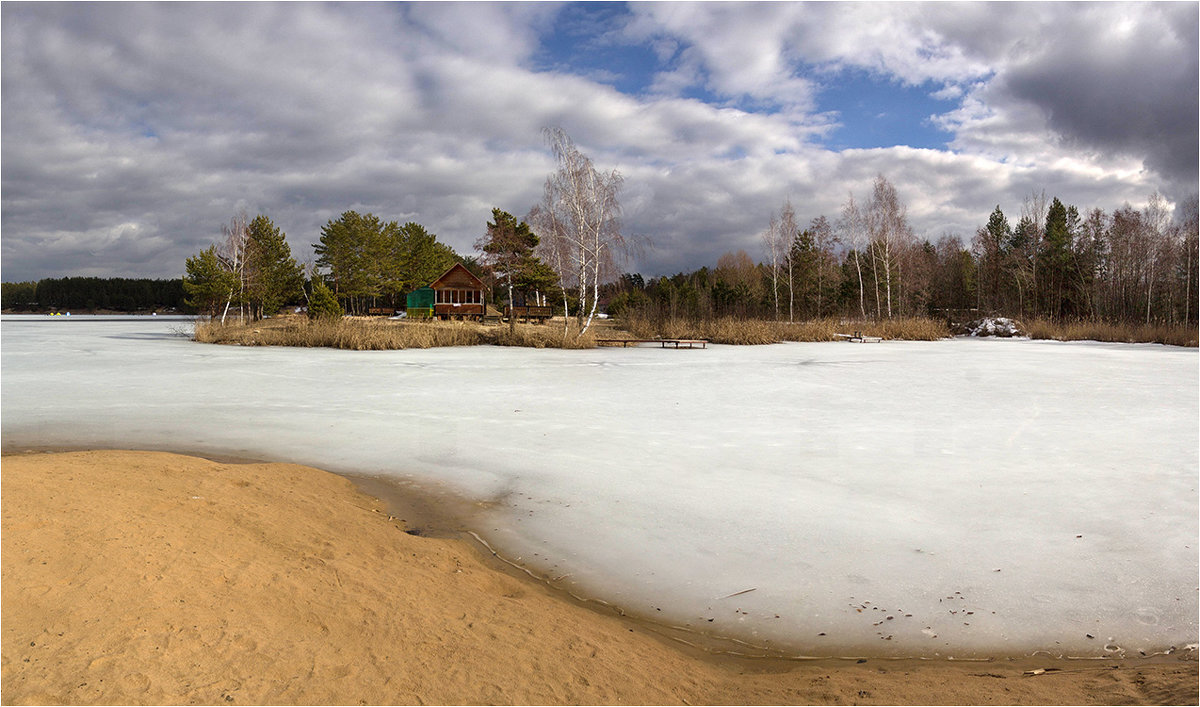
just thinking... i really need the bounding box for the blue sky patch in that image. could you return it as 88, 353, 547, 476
812, 68, 957, 151
534, 4, 960, 152
533, 3, 659, 96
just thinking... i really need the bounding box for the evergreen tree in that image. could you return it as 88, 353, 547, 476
974, 205, 1010, 311
183, 246, 237, 317
1039, 197, 1075, 318
477, 208, 542, 330
518, 258, 560, 306
246, 215, 303, 319
316, 212, 460, 313
1008, 215, 1038, 315
307, 278, 343, 320
314, 210, 383, 314
789, 228, 819, 318
1, 282, 38, 310
397, 221, 459, 295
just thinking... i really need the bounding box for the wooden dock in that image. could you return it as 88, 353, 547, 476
596, 338, 708, 349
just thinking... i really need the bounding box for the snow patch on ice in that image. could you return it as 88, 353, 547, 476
960, 317, 1025, 337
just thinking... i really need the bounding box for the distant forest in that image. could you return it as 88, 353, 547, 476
606, 187, 1199, 328
5, 141, 1198, 331
1, 277, 186, 313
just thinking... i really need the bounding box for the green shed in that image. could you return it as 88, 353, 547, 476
405, 286, 435, 318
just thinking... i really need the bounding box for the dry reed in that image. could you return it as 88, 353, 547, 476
620, 314, 950, 344
1024, 318, 1198, 347
193, 316, 598, 350
195, 314, 1198, 349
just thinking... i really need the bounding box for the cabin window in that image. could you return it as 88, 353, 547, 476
436, 288, 480, 304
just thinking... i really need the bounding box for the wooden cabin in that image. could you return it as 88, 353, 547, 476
430, 263, 485, 320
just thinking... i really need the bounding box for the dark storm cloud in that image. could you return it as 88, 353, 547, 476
998, 3, 1198, 191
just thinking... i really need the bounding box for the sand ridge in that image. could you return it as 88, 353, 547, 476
2, 450, 1195, 705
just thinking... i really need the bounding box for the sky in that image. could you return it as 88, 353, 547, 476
2, 1, 1197, 283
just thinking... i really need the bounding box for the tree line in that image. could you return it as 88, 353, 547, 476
1, 277, 186, 312
606, 177, 1198, 327
181, 127, 626, 339
12, 127, 1195, 332
182, 210, 485, 320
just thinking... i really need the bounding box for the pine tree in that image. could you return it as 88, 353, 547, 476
246, 215, 303, 319
316, 212, 460, 313
975, 205, 1010, 311
397, 222, 459, 295
1039, 197, 1075, 318
314, 211, 381, 314
307, 278, 342, 320
183, 246, 237, 317
478, 208, 541, 330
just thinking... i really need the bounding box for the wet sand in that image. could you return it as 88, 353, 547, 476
2, 450, 1195, 705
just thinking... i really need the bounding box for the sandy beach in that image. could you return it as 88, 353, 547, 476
2, 450, 1195, 705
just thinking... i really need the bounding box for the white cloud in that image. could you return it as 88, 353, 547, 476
1, 2, 1193, 284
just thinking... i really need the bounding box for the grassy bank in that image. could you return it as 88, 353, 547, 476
194, 314, 1195, 350
620, 314, 950, 345
194, 316, 596, 350
1024, 318, 1198, 347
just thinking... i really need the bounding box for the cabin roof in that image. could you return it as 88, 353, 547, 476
429, 262, 484, 290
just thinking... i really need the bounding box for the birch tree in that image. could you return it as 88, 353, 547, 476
1142, 191, 1171, 324
529, 127, 626, 338
217, 211, 249, 323
865, 175, 911, 318
527, 199, 574, 337
808, 215, 839, 318
838, 193, 868, 318
1179, 195, 1198, 325
779, 200, 799, 322
760, 214, 783, 320
1014, 190, 1048, 315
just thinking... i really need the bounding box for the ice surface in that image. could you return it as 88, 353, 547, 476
2, 315, 1197, 658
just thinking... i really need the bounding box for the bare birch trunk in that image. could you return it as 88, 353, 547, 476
854, 250, 866, 318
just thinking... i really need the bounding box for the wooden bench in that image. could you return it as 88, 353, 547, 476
659, 338, 707, 349
835, 331, 883, 343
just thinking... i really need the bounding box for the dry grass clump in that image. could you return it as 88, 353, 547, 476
775, 319, 844, 342
1024, 318, 1198, 347
195, 317, 486, 350
193, 316, 599, 350
624, 316, 782, 345
619, 314, 949, 344
854, 317, 952, 341
196, 313, 960, 350
621, 315, 790, 344
491, 324, 596, 349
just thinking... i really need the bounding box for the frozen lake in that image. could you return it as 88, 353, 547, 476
2, 315, 1197, 658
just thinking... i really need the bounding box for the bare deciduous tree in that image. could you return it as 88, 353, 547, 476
838, 193, 868, 318
1180, 195, 1199, 325
217, 211, 249, 323
865, 174, 911, 318
529, 127, 627, 338
761, 214, 783, 320
1142, 191, 1171, 324
808, 215, 839, 318
779, 200, 799, 323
